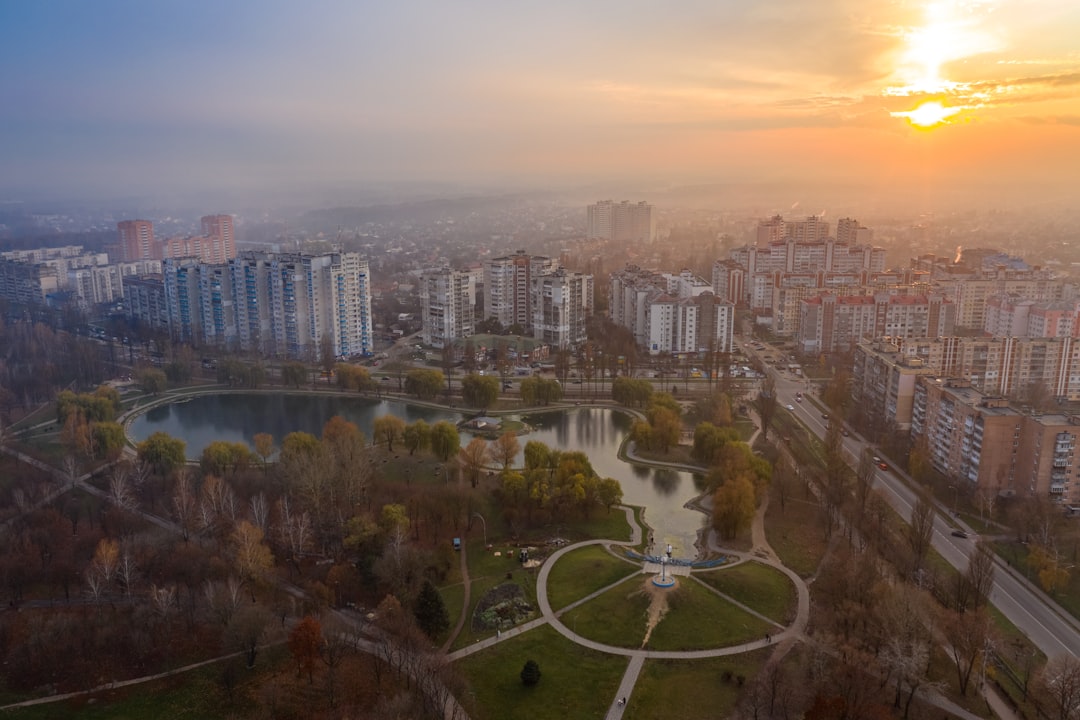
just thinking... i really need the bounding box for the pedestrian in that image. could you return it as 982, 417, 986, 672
496, 629, 501, 639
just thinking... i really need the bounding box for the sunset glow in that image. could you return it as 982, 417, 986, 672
0, 1, 1078, 200
893, 101, 963, 128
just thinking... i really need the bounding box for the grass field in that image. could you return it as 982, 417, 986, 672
544, 544, 640, 611
456, 624, 628, 720
627, 650, 770, 720
764, 480, 827, 578
694, 561, 798, 624
560, 574, 775, 651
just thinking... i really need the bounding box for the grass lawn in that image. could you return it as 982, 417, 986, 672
561, 574, 774, 651
456, 624, 628, 720
628, 650, 770, 720
694, 561, 797, 624
438, 580, 467, 645
647, 579, 775, 651
764, 480, 827, 578
559, 575, 651, 647
545, 545, 640, 611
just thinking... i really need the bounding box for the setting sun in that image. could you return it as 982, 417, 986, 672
893, 101, 961, 128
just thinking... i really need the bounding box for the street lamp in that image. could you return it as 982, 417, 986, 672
948, 484, 959, 516
471, 512, 487, 547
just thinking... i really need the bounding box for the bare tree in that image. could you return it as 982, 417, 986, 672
117, 543, 139, 597
957, 540, 995, 613
908, 494, 936, 574
755, 376, 777, 440
855, 448, 877, 519
1035, 654, 1080, 720
109, 466, 137, 511
172, 469, 198, 541
250, 492, 270, 531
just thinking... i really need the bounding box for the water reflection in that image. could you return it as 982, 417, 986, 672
129, 394, 708, 557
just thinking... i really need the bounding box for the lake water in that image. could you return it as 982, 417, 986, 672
128, 393, 709, 556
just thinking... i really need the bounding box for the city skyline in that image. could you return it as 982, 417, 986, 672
1, 1, 1079, 205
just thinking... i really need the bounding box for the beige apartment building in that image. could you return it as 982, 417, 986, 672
852, 339, 938, 431
911, 378, 1079, 503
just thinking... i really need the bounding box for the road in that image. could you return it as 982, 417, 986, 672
745, 338, 1080, 659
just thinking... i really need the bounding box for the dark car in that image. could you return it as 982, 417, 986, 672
951, 530, 969, 539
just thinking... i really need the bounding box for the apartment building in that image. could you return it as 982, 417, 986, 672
160, 251, 372, 358
124, 275, 169, 331
890, 336, 1080, 401
532, 268, 593, 349
483, 251, 557, 330
647, 292, 734, 355
420, 267, 476, 349
587, 200, 654, 243
852, 339, 939, 430
934, 272, 1070, 331
911, 378, 1079, 503
985, 294, 1080, 338
798, 293, 954, 354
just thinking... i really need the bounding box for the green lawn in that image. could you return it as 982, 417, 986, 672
560, 574, 775, 651
455, 624, 628, 720
545, 545, 640, 611
646, 579, 775, 651
764, 484, 827, 578
558, 575, 650, 648
438, 580, 467, 645
628, 650, 770, 720
694, 561, 797, 624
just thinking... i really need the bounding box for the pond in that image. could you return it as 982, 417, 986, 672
127, 393, 709, 557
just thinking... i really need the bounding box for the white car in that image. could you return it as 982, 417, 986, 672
785, 404, 795, 411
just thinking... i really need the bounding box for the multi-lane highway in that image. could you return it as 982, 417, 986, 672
752, 341, 1080, 659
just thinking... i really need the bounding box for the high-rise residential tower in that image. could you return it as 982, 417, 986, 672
118, 220, 156, 261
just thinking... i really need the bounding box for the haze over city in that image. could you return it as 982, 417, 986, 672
2, 0, 1079, 207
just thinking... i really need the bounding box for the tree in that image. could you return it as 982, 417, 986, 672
289, 615, 323, 683
712, 475, 756, 540
226, 604, 271, 669
459, 437, 490, 489
138, 368, 168, 395
281, 361, 307, 389
90, 421, 126, 461
520, 659, 541, 686
404, 368, 445, 400
823, 369, 853, 416
908, 494, 936, 573
231, 520, 274, 589
943, 607, 993, 696
413, 579, 450, 640
959, 540, 996, 613
253, 432, 275, 471
489, 431, 520, 470
755, 376, 777, 440
461, 373, 499, 410
429, 421, 460, 463
137, 431, 187, 478
520, 377, 562, 405
403, 420, 431, 456
646, 407, 681, 453
598, 477, 623, 513
373, 415, 407, 452
1035, 654, 1080, 720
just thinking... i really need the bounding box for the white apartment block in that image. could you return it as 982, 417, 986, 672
587, 200, 655, 243
162, 251, 372, 358
483, 251, 557, 330
420, 267, 476, 349
68, 265, 125, 307
532, 268, 593, 349
646, 293, 734, 356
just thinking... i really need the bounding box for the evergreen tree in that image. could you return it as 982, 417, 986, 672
413, 580, 450, 639
520, 659, 542, 686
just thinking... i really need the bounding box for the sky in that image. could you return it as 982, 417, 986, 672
1, 0, 1079, 204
